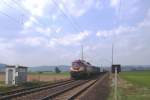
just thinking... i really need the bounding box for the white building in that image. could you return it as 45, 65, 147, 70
5, 65, 27, 85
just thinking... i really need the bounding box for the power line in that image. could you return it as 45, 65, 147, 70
51, 0, 82, 33
2, 0, 25, 16
60, 1, 83, 32
118, 0, 122, 22
1, 0, 29, 25
16, 0, 58, 34
11, 0, 46, 27
11, 0, 28, 14
0, 10, 21, 24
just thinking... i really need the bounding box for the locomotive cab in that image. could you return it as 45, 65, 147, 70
70, 60, 88, 78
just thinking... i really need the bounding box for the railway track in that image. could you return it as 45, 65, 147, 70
0, 79, 70, 96
14, 79, 88, 100
0, 73, 108, 100
51, 74, 108, 100
53, 79, 97, 100
0, 79, 74, 100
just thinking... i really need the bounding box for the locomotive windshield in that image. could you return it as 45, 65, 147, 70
72, 62, 81, 67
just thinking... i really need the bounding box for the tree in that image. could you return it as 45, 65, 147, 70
55, 67, 61, 73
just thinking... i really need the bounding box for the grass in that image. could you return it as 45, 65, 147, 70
118, 71, 150, 100
0, 81, 5, 87
120, 71, 150, 87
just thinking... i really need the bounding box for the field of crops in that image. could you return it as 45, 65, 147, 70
120, 71, 150, 87
118, 71, 150, 100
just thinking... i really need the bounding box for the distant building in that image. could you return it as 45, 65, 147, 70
111, 64, 121, 73
5, 65, 27, 85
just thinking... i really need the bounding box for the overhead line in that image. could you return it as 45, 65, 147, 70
11, 0, 28, 14
51, 0, 82, 33
11, 0, 46, 27
2, 0, 25, 17
61, 1, 83, 32
0, 10, 21, 24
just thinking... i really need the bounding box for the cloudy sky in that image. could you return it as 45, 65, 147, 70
0, 0, 150, 66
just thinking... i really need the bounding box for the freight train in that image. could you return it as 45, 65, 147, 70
70, 60, 100, 78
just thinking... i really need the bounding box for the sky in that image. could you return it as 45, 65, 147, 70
0, 0, 150, 66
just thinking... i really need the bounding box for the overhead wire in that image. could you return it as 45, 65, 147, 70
0, 0, 46, 27
60, 1, 83, 32
0, 0, 83, 34
2, 0, 25, 16
0, 10, 21, 24
11, 0, 46, 27
51, 0, 82, 33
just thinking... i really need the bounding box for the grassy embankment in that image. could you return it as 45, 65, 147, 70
118, 71, 150, 100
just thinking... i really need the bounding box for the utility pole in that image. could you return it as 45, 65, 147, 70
81, 45, 84, 60
112, 43, 114, 65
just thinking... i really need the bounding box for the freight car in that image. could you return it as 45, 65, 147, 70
70, 60, 100, 79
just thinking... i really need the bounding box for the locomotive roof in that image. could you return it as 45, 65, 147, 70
72, 59, 91, 65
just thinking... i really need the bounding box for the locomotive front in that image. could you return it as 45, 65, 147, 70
70, 60, 87, 78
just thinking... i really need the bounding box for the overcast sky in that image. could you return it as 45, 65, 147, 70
0, 0, 150, 66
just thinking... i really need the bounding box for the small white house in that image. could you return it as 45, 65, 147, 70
5, 65, 27, 85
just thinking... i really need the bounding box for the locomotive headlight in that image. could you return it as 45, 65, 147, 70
70, 67, 74, 71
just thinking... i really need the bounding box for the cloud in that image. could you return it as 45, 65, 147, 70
24, 16, 38, 29
22, 0, 48, 17
95, 0, 103, 10
110, 0, 140, 20
49, 30, 90, 46
59, 0, 95, 17
0, 38, 14, 49
15, 36, 48, 47
0, 0, 149, 66
138, 9, 150, 27
110, 0, 120, 8
95, 9, 150, 65
96, 8, 150, 39
21, 0, 97, 38
96, 25, 135, 38
0, 38, 17, 64
35, 27, 51, 37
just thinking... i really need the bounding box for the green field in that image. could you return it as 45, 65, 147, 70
118, 71, 150, 100
120, 71, 150, 87
0, 81, 5, 86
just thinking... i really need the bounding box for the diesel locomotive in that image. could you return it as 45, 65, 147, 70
70, 60, 100, 78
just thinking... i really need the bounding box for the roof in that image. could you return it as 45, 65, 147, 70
17, 66, 28, 68
6, 65, 15, 68
5, 65, 27, 68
